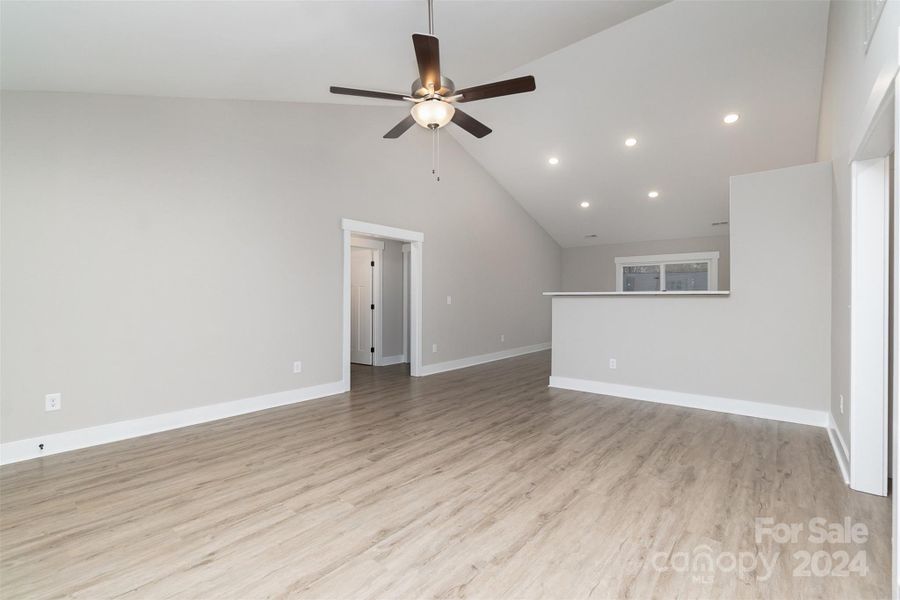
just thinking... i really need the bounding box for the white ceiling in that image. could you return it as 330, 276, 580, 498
1, 0, 828, 248
449, 0, 830, 246
0, 0, 663, 104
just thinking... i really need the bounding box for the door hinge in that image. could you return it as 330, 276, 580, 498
371, 303, 375, 310
370, 347, 375, 353
371, 260, 375, 267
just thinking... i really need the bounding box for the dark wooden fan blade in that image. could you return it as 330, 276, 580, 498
329, 86, 409, 102
455, 76, 536, 103
384, 115, 417, 139
412, 34, 441, 92
451, 108, 492, 138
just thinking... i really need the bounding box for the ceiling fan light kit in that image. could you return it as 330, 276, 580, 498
329, 0, 536, 180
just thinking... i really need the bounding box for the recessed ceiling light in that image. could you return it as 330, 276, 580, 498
548, 157, 559, 165
648, 191, 659, 198
625, 137, 637, 147
580, 201, 591, 208
723, 113, 740, 124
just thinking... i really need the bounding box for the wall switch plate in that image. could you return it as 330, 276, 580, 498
432, 343, 438, 353
447, 296, 452, 305
293, 361, 302, 374
500, 334, 505, 343
840, 394, 844, 414
45, 393, 61, 411
609, 359, 617, 370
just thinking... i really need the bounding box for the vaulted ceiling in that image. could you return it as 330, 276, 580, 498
450, 0, 830, 246
1, 0, 828, 247
0, 0, 664, 103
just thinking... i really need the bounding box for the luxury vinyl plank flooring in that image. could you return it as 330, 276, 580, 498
0, 351, 890, 599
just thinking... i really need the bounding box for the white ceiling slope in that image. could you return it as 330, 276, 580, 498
0, 0, 664, 104
450, 0, 829, 247
1, 1, 828, 248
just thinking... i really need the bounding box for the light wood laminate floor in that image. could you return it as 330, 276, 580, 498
0, 351, 891, 599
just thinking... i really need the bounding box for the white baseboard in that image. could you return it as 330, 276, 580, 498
380, 354, 407, 366
548, 376, 828, 428
0, 380, 345, 466
827, 412, 851, 485
419, 342, 551, 376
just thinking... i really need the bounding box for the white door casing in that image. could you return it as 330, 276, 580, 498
850, 155, 890, 497
342, 219, 424, 390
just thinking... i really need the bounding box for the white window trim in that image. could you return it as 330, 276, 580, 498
615, 251, 719, 292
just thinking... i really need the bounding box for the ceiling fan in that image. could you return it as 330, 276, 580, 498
329, 0, 536, 140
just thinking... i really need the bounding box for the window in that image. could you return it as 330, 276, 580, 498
621, 264, 661, 291
615, 252, 719, 292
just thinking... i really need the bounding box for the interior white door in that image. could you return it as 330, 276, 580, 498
350, 248, 374, 365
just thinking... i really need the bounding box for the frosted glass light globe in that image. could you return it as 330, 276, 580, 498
411, 99, 455, 129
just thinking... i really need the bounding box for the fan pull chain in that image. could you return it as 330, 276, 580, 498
430, 127, 440, 182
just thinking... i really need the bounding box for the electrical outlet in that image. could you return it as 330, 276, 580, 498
432, 343, 438, 353
500, 334, 505, 343
446, 296, 452, 305
840, 394, 844, 414
609, 358, 617, 370
293, 361, 302, 374
45, 393, 61, 412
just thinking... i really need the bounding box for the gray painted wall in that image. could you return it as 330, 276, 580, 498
561, 235, 730, 292
816, 0, 900, 445
551, 162, 831, 413
0, 91, 561, 443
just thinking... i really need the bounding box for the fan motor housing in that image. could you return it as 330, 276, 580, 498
411, 76, 455, 98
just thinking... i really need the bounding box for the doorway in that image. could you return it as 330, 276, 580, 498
350, 243, 378, 365
847, 61, 897, 598
850, 75, 895, 498
851, 154, 890, 497
350, 234, 410, 368
341, 219, 424, 389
